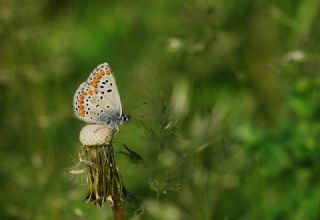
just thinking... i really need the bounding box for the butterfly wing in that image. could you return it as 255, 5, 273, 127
73, 82, 101, 123
86, 63, 122, 114
73, 63, 123, 125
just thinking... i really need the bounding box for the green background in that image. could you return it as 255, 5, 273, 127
1, 0, 320, 219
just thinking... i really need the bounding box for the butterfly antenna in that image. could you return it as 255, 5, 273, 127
127, 101, 147, 111
126, 101, 147, 119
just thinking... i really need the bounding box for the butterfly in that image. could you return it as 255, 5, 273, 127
73, 63, 130, 129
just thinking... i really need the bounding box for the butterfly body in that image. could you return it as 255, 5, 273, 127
73, 63, 129, 129
97, 110, 130, 128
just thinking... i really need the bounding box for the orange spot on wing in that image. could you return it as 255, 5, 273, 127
90, 70, 110, 87
80, 111, 85, 117
86, 89, 98, 95
91, 78, 99, 87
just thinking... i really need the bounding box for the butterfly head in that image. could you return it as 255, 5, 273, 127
121, 113, 130, 124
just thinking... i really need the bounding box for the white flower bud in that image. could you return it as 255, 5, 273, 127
79, 124, 113, 146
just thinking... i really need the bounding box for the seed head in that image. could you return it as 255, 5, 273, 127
79, 124, 113, 146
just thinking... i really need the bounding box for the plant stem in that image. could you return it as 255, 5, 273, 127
112, 199, 126, 220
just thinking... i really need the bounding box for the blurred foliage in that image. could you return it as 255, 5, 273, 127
1, 0, 320, 219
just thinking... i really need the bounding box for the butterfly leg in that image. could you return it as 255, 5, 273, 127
114, 126, 119, 136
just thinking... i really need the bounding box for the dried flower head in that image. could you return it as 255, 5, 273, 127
69, 124, 126, 219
